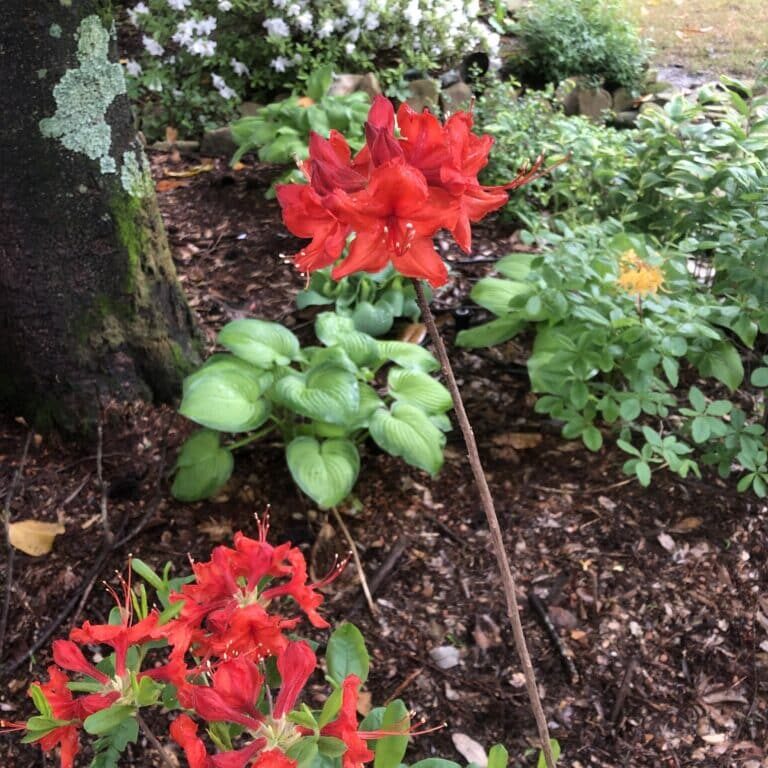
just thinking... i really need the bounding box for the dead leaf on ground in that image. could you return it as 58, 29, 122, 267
657, 532, 676, 553
399, 323, 426, 345
165, 163, 214, 179
9, 520, 66, 556
671, 517, 703, 533
491, 432, 543, 450
198, 517, 234, 542
156, 179, 190, 192
452, 733, 487, 768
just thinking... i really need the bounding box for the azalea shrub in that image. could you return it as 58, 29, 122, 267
296, 265, 426, 337
122, 0, 500, 140
230, 66, 370, 198
457, 226, 768, 496
6, 522, 528, 767
172, 312, 452, 508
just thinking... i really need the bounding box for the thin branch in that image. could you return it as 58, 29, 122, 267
413, 280, 556, 768
349, 535, 409, 617
137, 713, 178, 768
331, 508, 378, 617
0, 430, 34, 660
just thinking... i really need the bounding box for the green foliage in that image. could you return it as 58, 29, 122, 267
297, 265, 426, 337
230, 66, 370, 196
173, 313, 451, 508
458, 227, 767, 495
123, 0, 500, 140
326, 623, 370, 686
510, 0, 650, 90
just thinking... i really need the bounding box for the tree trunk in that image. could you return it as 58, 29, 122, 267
0, 1, 200, 432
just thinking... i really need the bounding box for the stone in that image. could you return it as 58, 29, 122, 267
239, 101, 262, 117
439, 69, 461, 89
327, 73, 363, 97
612, 87, 635, 112
556, 76, 587, 116
406, 78, 440, 114
357, 72, 382, 100
430, 645, 461, 670
577, 86, 612, 122
440, 81, 473, 114
200, 126, 237, 157
613, 109, 640, 128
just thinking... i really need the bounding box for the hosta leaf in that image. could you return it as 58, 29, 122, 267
172, 430, 234, 502
470, 277, 532, 316
218, 319, 300, 367
376, 340, 439, 372
387, 367, 451, 413
369, 403, 445, 475
273, 365, 360, 426
315, 312, 379, 366
286, 437, 360, 509
180, 368, 271, 433
351, 301, 394, 337
456, 315, 525, 348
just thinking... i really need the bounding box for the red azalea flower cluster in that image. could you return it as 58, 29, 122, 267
276, 95, 544, 288
8, 520, 412, 768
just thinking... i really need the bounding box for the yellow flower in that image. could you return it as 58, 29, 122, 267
616, 249, 664, 296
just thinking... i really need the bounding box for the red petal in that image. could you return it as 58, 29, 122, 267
274, 641, 316, 717
170, 715, 209, 768
52, 640, 108, 683
392, 236, 448, 287
332, 230, 390, 281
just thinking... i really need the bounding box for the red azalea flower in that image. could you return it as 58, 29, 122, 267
396, 103, 449, 186
304, 130, 368, 196
363, 95, 403, 167
327, 161, 456, 287
276, 184, 350, 273
52, 639, 110, 685
170, 713, 266, 768
273, 641, 317, 717
321, 676, 374, 768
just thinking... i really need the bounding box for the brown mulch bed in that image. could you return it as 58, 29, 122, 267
0, 154, 766, 768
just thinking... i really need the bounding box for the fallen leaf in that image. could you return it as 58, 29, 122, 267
399, 323, 426, 345
165, 163, 214, 179
671, 517, 702, 533
156, 179, 190, 192
491, 432, 543, 450
548, 605, 578, 629
452, 733, 487, 768
356, 690, 372, 717
9, 520, 66, 556
657, 532, 676, 553
198, 517, 234, 542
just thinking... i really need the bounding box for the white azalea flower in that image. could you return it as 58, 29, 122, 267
189, 38, 217, 57
125, 59, 142, 77
230, 58, 250, 76
142, 35, 164, 56
167, 0, 190, 10
218, 0, 233, 9
127, 2, 149, 26
212, 73, 238, 100
317, 18, 334, 38
264, 17, 290, 37
270, 56, 292, 72
196, 16, 217, 35
296, 11, 313, 31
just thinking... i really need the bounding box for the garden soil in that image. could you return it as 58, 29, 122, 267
1, 155, 765, 768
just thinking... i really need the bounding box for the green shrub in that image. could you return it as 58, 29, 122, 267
173, 312, 452, 508
510, 0, 650, 91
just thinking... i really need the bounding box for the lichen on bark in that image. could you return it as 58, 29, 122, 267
39, 15, 126, 173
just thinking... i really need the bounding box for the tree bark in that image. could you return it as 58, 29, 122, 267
0, 1, 200, 432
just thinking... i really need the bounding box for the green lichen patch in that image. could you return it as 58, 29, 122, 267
39, 15, 127, 174
120, 148, 154, 198
49, 23, 62, 38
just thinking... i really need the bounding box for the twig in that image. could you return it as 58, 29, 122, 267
610, 657, 638, 728
413, 280, 556, 768
528, 594, 579, 685
350, 536, 409, 616
385, 667, 423, 704
0, 430, 33, 660
138, 713, 178, 768
331, 508, 377, 617
96, 418, 113, 545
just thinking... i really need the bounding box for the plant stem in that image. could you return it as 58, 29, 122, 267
412, 280, 556, 768
226, 425, 276, 452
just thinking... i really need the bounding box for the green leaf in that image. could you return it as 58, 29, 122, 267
582, 426, 603, 452
376, 341, 439, 372
691, 416, 710, 443
218, 319, 300, 367
661, 357, 679, 388
326, 623, 369, 685
288, 738, 320, 768
373, 700, 410, 768
130, 559, 163, 591
751, 367, 768, 388
470, 277, 532, 316
495, 253, 536, 280
387, 367, 451, 414
286, 437, 360, 509
455, 316, 525, 348
274, 365, 360, 426
487, 745, 509, 768
84, 704, 136, 736
318, 737, 348, 758
306, 65, 333, 101
369, 403, 445, 475
352, 301, 394, 337
315, 313, 380, 367
690, 341, 744, 391
171, 430, 234, 502
537, 739, 561, 768
29, 684, 52, 718
180, 368, 271, 433
410, 761, 461, 768
620, 398, 641, 421
635, 461, 651, 487
317, 685, 343, 728
688, 386, 707, 413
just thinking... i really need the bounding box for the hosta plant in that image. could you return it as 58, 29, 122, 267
172, 312, 452, 508
4, 522, 542, 768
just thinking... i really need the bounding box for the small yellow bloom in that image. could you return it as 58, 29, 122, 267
616, 249, 664, 296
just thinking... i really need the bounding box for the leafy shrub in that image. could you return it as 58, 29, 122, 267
510, 0, 650, 90
458, 226, 767, 496
17, 523, 552, 767
173, 312, 452, 507
230, 66, 369, 195
297, 265, 427, 336
123, 0, 501, 139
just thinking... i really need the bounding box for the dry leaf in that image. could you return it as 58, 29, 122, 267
9, 520, 66, 556
165, 163, 214, 179
451, 733, 487, 768
165, 126, 179, 143
356, 690, 372, 717
657, 532, 676, 553
671, 517, 702, 533
156, 179, 190, 192
491, 432, 543, 450
198, 517, 234, 542
399, 323, 426, 345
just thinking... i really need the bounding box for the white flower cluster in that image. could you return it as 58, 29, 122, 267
172, 15, 218, 57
